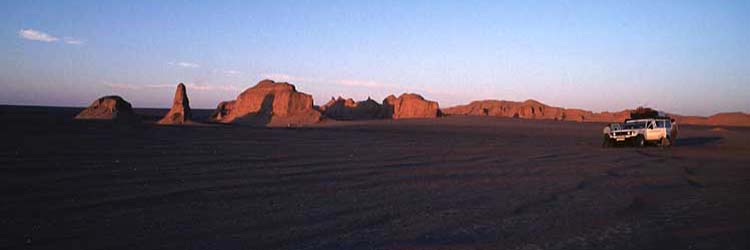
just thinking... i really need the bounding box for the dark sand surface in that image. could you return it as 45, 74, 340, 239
1, 105, 749, 250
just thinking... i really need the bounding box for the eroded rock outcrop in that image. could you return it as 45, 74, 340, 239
382, 93, 440, 119
75, 96, 138, 121
321, 96, 384, 120
158, 83, 192, 125
672, 112, 750, 127
442, 99, 630, 122
704, 113, 750, 126
210, 79, 321, 126
442, 99, 561, 119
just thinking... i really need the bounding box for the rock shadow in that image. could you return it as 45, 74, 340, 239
231, 94, 275, 126
324, 98, 387, 120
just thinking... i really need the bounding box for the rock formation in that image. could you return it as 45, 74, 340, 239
212, 101, 236, 121
210, 79, 321, 126
672, 112, 750, 127
382, 93, 440, 119
321, 96, 384, 120
442, 99, 630, 122
158, 83, 192, 125
442, 99, 562, 119
75, 95, 138, 121
442, 99, 750, 126
704, 113, 750, 126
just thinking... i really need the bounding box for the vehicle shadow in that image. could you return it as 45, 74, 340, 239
675, 136, 722, 146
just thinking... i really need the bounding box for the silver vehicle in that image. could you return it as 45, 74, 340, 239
603, 118, 677, 147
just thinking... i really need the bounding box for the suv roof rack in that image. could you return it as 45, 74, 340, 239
629, 107, 671, 120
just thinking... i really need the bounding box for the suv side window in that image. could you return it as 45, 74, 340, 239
647, 122, 655, 129
656, 120, 665, 128
666, 120, 672, 128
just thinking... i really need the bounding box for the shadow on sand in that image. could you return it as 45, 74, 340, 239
675, 136, 722, 146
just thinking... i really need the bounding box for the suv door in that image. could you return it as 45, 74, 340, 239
651, 120, 668, 141
645, 121, 661, 141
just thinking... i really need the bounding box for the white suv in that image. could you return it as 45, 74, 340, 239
603, 118, 677, 147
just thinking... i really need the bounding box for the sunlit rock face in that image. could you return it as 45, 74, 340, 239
158, 83, 192, 125
210, 79, 321, 126
442, 99, 631, 122
382, 93, 440, 119
75, 95, 138, 122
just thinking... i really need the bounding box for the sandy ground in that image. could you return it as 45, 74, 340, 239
1, 105, 749, 250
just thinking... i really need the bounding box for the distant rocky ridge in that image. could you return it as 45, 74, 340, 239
74, 79, 750, 127
442, 99, 631, 122
75, 95, 138, 122
158, 83, 193, 125
442, 99, 750, 127
670, 112, 750, 127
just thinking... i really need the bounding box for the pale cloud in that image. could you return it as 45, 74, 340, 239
222, 70, 242, 76
18, 29, 85, 45
106, 82, 238, 91
262, 73, 400, 90
18, 29, 58, 42
335, 79, 398, 88
261, 73, 314, 82
63, 37, 84, 45
169, 62, 200, 68
185, 83, 240, 91
143, 84, 175, 89
105, 83, 146, 90
213, 69, 242, 76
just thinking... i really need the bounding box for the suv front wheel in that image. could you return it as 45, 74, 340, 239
634, 135, 646, 147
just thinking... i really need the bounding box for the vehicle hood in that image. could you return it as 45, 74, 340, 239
611, 129, 640, 133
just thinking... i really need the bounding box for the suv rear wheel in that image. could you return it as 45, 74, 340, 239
660, 136, 672, 148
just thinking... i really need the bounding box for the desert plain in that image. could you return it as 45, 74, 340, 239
1, 105, 749, 250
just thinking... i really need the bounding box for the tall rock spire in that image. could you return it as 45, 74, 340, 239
158, 83, 192, 125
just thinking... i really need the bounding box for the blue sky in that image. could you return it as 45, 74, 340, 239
1, 0, 748, 116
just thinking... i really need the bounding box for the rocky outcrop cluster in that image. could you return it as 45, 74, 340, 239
210, 79, 321, 126
321, 97, 384, 120
73, 78, 750, 127
157, 83, 192, 125
319, 93, 440, 120
75, 95, 138, 121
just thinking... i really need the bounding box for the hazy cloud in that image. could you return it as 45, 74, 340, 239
169, 62, 200, 68
262, 73, 399, 90
261, 73, 315, 82
63, 37, 84, 45
188, 84, 240, 91
18, 29, 58, 42
213, 69, 242, 76
335, 79, 397, 88
106, 82, 238, 91
223, 70, 242, 75
105, 83, 146, 90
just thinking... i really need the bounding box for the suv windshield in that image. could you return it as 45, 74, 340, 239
623, 122, 647, 129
